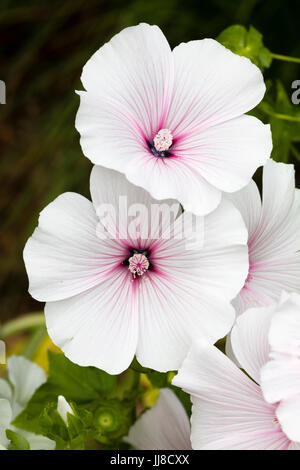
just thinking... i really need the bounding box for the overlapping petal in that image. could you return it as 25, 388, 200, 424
267, 292, 300, 356
231, 159, 300, 313
125, 154, 222, 216
230, 305, 274, 384
90, 165, 180, 242
172, 115, 271, 195
45, 270, 139, 374
125, 389, 191, 450
136, 199, 248, 371
173, 340, 282, 450
167, 38, 266, 133
260, 293, 300, 442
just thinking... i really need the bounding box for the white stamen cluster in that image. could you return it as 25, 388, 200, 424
153, 128, 173, 152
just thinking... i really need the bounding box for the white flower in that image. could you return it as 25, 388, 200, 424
24, 166, 248, 374
173, 293, 300, 450
0, 356, 55, 450
125, 389, 191, 450
76, 23, 272, 216
229, 159, 300, 314
260, 292, 300, 443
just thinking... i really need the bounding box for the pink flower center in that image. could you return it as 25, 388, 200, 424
128, 253, 149, 278
153, 128, 173, 152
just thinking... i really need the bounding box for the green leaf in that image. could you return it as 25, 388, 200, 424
130, 358, 191, 416
6, 430, 30, 450
66, 409, 84, 439
257, 80, 300, 162
37, 405, 69, 449
130, 357, 175, 388
112, 369, 140, 401
146, 370, 170, 388
69, 435, 85, 450
13, 352, 117, 436
217, 25, 272, 70
12, 353, 141, 449
129, 356, 152, 374
270, 118, 291, 163
46, 352, 118, 401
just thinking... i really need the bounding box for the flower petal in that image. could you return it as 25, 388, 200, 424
173, 115, 271, 194
0, 380, 12, 401
200, 431, 289, 450
125, 389, 191, 450
289, 441, 300, 450
259, 160, 299, 254
45, 270, 139, 375
90, 165, 181, 242
136, 269, 235, 371
260, 293, 300, 404
250, 160, 300, 266
7, 356, 46, 410
230, 305, 274, 384
196, 198, 249, 300
168, 38, 266, 134
173, 340, 280, 450
24, 192, 125, 302
57, 396, 73, 425
232, 160, 300, 313
261, 357, 300, 405
136, 199, 248, 371
276, 395, 300, 443
226, 179, 262, 242
268, 292, 300, 356
125, 154, 222, 216
76, 23, 173, 167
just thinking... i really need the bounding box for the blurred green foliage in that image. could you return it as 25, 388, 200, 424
13, 352, 190, 449
1, 0, 300, 320
13, 352, 138, 449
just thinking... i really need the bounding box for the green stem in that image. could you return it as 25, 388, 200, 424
258, 103, 300, 122
271, 52, 300, 64
0, 312, 45, 338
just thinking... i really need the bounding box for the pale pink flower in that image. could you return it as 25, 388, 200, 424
23, 166, 248, 374
125, 388, 192, 450
260, 292, 300, 443
173, 294, 300, 450
75, 23, 272, 216
229, 159, 300, 314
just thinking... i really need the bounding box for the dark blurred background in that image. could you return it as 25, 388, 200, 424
1, 0, 300, 322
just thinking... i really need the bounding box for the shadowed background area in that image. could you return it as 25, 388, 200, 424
1, 0, 300, 321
